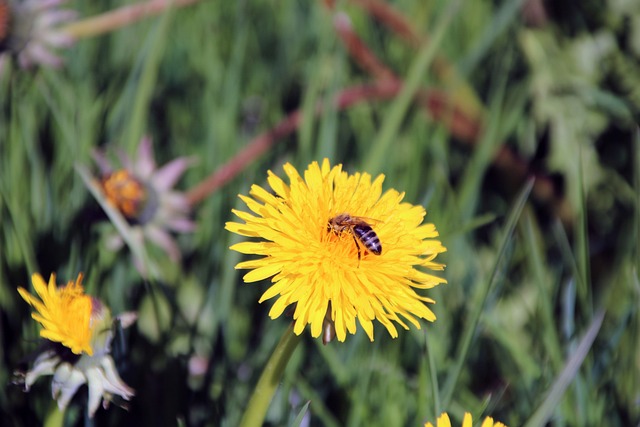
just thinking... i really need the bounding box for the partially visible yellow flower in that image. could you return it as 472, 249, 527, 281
16, 274, 136, 417
18, 273, 94, 356
424, 412, 508, 427
226, 159, 447, 342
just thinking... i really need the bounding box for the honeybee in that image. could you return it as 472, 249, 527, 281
327, 213, 382, 259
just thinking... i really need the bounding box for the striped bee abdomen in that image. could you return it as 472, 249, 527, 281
353, 224, 382, 255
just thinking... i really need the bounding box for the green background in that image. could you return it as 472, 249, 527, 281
1, 0, 638, 426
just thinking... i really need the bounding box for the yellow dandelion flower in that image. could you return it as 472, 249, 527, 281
18, 273, 94, 356
226, 159, 447, 342
424, 412, 508, 427
14, 305, 136, 417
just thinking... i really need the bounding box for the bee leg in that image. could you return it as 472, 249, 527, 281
351, 234, 362, 267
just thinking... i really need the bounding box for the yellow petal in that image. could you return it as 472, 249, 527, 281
480, 416, 495, 427
267, 170, 290, 198
242, 263, 283, 283
230, 241, 272, 255
225, 221, 261, 237
462, 413, 473, 427
437, 412, 452, 427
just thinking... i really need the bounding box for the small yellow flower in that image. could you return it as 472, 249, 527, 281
226, 159, 446, 342
424, 412, 508, 427
15, 289, 136, 418
18, 273, 94, 356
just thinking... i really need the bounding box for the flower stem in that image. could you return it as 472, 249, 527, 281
239, 324, 303, 427
60, 0, 202, 40
43, 403, 64, 427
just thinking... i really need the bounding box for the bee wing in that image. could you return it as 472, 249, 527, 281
351, 215, 383, 225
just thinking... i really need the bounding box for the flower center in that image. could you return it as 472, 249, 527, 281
102, 170, 158, 224
325, 226, 369, 261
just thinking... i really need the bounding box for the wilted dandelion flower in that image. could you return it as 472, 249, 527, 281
0, 0, 76, 69
226, 159, 446, 342
16, 273, 135, 417
92, 136, 195, 263
425, 412, 508, 427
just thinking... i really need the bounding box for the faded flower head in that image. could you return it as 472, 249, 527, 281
425, 412, 508, 427
16, 273, 135, 417
226, 159, 447, 342
93, 136, 195, 263
0, 0, 76, 69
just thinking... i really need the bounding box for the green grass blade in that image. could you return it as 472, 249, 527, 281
575, 145, 592, 312
290, 400, 311, 427
455, 60, 510, 221
294, 377, 342, 427
363, 0, 461, 174
460, 0, 528, 74
425, 331, 441, 419
522, 212, 564, 370
126, 10, 172, 148
634, 127, 640, 283
106, 8, 173, 148
523, 310, 605, 427
441, 178, 534, 407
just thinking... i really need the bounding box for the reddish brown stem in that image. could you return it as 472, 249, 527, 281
417, 89, 482, 142
333, 13, 396, 81
349, 0, 422, 46
186, 82, 403, 205
331, 11, 481, 141
186, 112, 300, 205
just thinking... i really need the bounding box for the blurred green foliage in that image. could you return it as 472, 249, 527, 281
1, 0, 639, 426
